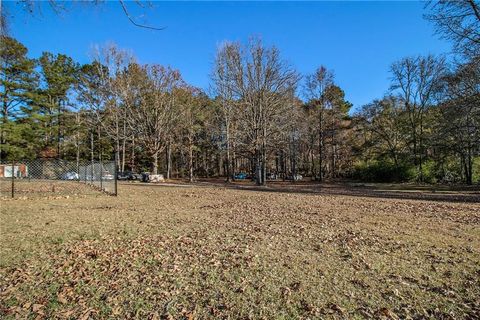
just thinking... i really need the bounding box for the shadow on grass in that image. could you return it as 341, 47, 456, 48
124, 180, 480, 204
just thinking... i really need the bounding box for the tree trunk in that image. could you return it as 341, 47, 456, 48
121, 119, 127, 172
1, 92, 9, 159
75, 113, 80, 173
466, 146, 473, 185
261, 125, 267, 185
90, 131, 94, 182
76, 135, 80, 174
90, 132, 94, 163
261, 151, 267, 185
255, 149, 262, 186
121, 137, 126, 173
261, 149, 267, 186
232, 141, 236, 181
57, 98, 61, 159
152, 151, 158, 175
318, 109, 324, 181
290, 138, 297, 183
116, 138, 121, 172
189, 136, 194, 182
332, 144, 336, 178
217, 154, 222, 177
331, 116, 337, 179
275, 152, 279, 177
204, 150, 209, 178
98, 125, 102, 165
310, 137, 315, 179
131, 136, 135, 172
166, 141, 171, 179
418, 113, 424, 183
225, 122, 231, 182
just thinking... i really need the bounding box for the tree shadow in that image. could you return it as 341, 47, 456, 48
126, 180, 480, 204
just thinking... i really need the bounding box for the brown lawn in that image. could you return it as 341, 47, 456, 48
1, 182, 479, 319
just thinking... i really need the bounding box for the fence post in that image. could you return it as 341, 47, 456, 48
11, 161, 14, 198
100, 159, 103, 191
114, 149, 118, 196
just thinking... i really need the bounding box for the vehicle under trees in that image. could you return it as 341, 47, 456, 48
2, 21, 479, 184
212, 38, 300, 185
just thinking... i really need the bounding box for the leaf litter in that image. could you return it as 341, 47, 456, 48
1, 184, 479, 319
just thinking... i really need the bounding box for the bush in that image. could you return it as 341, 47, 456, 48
352, 160, 415, 182
421, 157, 465, 184
473, 156, 480, 184
419, 160, 439, 184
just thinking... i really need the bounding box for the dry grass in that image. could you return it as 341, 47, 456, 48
1, 183, 479, 319
0, 179, 108, 198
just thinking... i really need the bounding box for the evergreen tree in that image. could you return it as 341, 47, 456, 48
33, 52, 78, 157
0, 35, 38, 159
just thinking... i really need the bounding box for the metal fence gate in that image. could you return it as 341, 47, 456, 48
0, 159, 117, 198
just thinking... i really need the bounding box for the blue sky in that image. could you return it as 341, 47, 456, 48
5, 1, 452, 112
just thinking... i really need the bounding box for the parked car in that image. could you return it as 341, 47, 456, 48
62, 172, 79, 180
102, 172, 114, 180
117, 171, 141, 180
267, 172, 278, 180
294, 174, 303, 181
234, 172, 248, 180
286, 174, 303, 181
117, 171, 130, 180
141, 172, 150, 182
130, 173, 142, 181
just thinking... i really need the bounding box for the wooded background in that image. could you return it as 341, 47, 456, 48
1, 1, 479, 185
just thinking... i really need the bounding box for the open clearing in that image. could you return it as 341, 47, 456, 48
1, 183, 479, 319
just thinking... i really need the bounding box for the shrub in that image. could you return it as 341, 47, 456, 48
419, 160, 439, 184
473, 156, 480, 184
352, 160, 415, 182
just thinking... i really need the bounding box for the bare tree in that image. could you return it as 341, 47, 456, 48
127, 63, 181, 174
212, 42, 241, 182
177, 87, 209, 182
390, 55, 446, 181
437, 57, 480, 184
222, 38, 299, 185
304, 66, 334, 181
425, 0, 480, 58
358, 96, 408, 170
82, 44, 135, 170
7, 0, 165, 30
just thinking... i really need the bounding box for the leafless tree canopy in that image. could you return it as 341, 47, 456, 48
2, 0, 165, 32
2, 2, 480, 185
425, 0, 480, 58
212, 38, 299, 185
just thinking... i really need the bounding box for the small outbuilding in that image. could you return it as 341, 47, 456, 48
0, 164, 28, 178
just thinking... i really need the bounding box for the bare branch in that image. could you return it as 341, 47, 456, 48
118, 0, 166, 31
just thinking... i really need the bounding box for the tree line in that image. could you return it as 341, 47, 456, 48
1, 1, 479, 185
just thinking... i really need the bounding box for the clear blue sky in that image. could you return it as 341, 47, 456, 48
5, 1, 452, 112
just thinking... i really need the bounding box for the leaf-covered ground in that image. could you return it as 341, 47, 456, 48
1, 183, 479, 319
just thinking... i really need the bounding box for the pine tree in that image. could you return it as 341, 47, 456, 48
0, 35, 38, 159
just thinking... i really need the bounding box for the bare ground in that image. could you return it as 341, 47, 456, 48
1, 182, 479, 319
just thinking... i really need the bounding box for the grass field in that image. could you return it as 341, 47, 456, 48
1, 182, 479, 319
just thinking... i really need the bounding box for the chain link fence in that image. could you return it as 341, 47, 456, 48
0, 159, 117, 198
